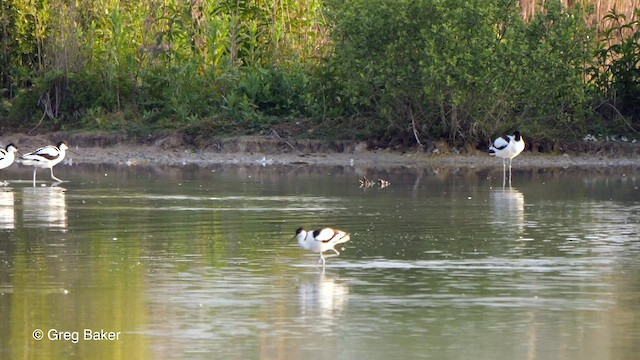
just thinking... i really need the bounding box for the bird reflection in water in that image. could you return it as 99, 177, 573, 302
298, 270, 349, 320
490, 187, 525, 234
21, 185, 68, 230
0, 187, 15, 230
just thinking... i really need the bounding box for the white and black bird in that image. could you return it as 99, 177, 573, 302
20, 141, 70, 183
0, 144, 19, 171
291, 227, 351, 267
489, 131, 525, 186
0, 143, 19, 185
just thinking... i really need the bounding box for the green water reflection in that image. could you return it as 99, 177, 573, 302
0, 164, 639, 359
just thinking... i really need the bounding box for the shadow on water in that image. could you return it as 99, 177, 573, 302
0, 163, 639, 359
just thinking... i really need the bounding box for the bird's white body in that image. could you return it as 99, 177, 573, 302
489, 131, 524, 186
0, 144, 19, 170
490, 132, 525, 161
292, 227, 351, 266
20, 142, 69, 183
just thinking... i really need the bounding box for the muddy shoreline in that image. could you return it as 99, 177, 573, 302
2, 131, 639, 169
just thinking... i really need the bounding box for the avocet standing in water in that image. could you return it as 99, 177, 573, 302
20, 141, 69, 183
0, 144, 19, 170
0, 144, 19, 183
291, 227, 351, 267
489, 131, 525, 186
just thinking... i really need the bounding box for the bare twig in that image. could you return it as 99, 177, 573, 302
271, 129, 305, 155
594, 101, 640, 135
28, 112, 47, 135
285, 141, 305, 155
409, 108, 423, 147
29, 91, 56, 135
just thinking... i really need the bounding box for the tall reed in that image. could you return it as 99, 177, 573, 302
519, 0, 638, 28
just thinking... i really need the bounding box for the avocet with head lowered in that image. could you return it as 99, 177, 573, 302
291, 227, 351, 267
489, 131, 525, 186
0, 143, 19, 184
0, 144, 19, 170
19, 141, 70, 183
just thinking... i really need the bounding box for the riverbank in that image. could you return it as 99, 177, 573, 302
2, 131, 640, 169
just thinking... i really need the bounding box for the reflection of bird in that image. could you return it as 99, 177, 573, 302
490, 188, 525, 234
359, 176, 375, 188
0, 188, 15, 229
0, 143, 19, 174
19, 141, 69, 183
21, 186, 67, 229
257, 156, 273, 166
377, 178, 391, 188
299, 272, 349, 319
359, 176, 390, 189
291, 227, 351, 267
489, 131, 525, 186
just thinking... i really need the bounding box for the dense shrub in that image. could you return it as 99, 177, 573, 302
0, 0, 638, 144
322, 0, 597, 143
588, 9, 640, 134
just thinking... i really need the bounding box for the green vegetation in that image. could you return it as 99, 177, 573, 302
0, 0, 638, 147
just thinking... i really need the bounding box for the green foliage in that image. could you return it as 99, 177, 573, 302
506, 1, 596, 140
0, 0, 638, 146
0, 0, 330, 134
239, 65, 311, 117
588, 8, 640, 134
322, 0, 598, 143
4, 87, 41, 128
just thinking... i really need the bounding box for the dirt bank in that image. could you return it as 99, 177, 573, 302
2, 131, 640, 169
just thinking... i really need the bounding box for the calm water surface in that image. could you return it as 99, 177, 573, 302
0, 164, 639, 359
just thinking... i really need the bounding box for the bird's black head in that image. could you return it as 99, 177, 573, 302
289, 227, 304, 243
513, 131, 521, 141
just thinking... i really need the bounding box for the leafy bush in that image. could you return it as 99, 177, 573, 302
1, 0, 638, 147
322, 0, 597, 143
588, 9, 640, 134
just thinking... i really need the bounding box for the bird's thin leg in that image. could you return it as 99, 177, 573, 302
324, 249, 340, 259
50, 167, 63, 182
502, 158, 506, 188
318, 253, 326, 267
508, 158, 513, 187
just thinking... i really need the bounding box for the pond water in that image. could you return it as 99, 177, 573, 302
0, 163, 639, 359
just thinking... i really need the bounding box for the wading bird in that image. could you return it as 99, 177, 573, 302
0, 144, 19, 171
0, 144, 19, 184
20, 141, 70, 184
489, 131, 525, 187
291, 227, 351, 267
